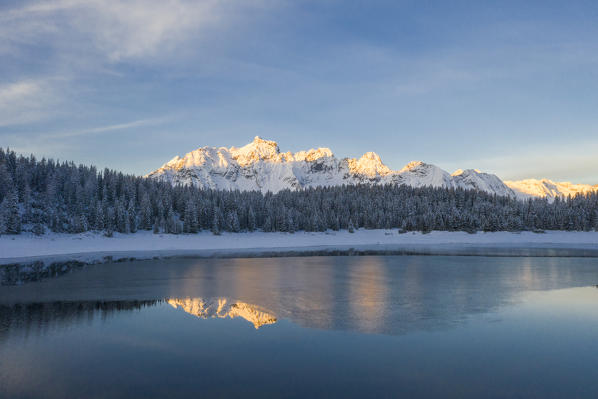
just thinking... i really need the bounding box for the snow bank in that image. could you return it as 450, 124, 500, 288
2, 230, 598, 267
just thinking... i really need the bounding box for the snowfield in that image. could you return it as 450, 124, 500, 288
2, 230, 598, 267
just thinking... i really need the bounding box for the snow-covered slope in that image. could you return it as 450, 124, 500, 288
505, 179, 598, 201
452, 169, 515, 198
147, 137, 515, 196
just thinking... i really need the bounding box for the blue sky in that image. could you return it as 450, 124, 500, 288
1, 0, 597, 182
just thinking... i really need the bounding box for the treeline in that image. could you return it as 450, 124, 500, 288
0, 147, 597, 235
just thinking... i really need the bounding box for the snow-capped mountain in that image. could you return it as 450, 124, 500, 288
147, 136, 516, 196
504, 179, 598, 201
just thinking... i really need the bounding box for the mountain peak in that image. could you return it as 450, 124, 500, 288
348, 151, 391, 177
400, 160, 426, 172
231, 136, 280, 165
294, 147, 334, 162
452, 168, 482, 176
253, 135, 274, 144
360, 151, 382, 162
248, 136, 279, 150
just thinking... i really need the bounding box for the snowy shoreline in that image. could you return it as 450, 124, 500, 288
2, 230, 598, 266
2, 230, 598, 285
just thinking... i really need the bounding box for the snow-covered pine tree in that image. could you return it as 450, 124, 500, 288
0, 163, 13, 201
0, 188, 21, 234
166, 208, 177, 234
348, 219, 355, 233
139, 193, 153, 230
247, 206, 257, 232
128, 199, 137, 233
183, 199, 199, 233
227, 210, 240, 233
212, 209, 221, 235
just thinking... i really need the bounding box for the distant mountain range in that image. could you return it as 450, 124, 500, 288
504, 178, 598, 201
147, 137, 597, 201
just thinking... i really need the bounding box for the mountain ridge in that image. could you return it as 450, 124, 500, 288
147, 137, 596, 200
504, 178, 598, 201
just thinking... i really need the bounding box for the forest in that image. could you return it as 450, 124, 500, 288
1, 147, 597, 236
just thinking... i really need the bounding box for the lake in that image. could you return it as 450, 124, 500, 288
1, 255, 598, 398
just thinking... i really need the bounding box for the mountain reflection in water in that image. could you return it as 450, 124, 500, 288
1, 255, 598, 337
167, 298, 277, 328
0, 297, 277, 339
2, 256, 598, 399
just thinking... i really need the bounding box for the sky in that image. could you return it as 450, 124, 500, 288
1, 0, 597, 183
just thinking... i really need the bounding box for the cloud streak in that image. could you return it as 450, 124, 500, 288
0, 80, 40, 102
44, 117, 171, 139
1, 116, 171, 160
0, 0, 266, 62
0, 79, 65, 126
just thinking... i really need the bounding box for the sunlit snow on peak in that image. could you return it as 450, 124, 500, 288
400, 161, 426, 172
147, 137, 517, 197
504, 178, 598, 201
348, 152, 391, 177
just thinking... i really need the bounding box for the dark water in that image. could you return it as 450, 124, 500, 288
1, 256, 598, 398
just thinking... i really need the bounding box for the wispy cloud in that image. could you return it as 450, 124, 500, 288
0, 79, 64, 126
0, 0, 268, 62
0, 80, 40, 101
43, 117, 170, 139
0, 0, 273, 128
2, 116, 170, 157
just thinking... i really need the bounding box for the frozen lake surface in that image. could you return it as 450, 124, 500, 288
2, 255, 598, 398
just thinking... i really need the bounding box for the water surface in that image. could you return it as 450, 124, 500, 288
1, 256, 598, 398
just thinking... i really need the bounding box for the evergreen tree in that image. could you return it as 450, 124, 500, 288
348, 219, 355, 233
227, 210, 240, 233
128, 199, 137, 233
140, 193, 153, 230
0, 188, 21, 234
166, 208, 177, 234
0, 163, 12, 201
287, 213, 296, 233
95, 203, 105, 230
212, 212, 221, 235
183, 200, 199, 233
247, 207, 257, 232
32, 221, 45, 236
